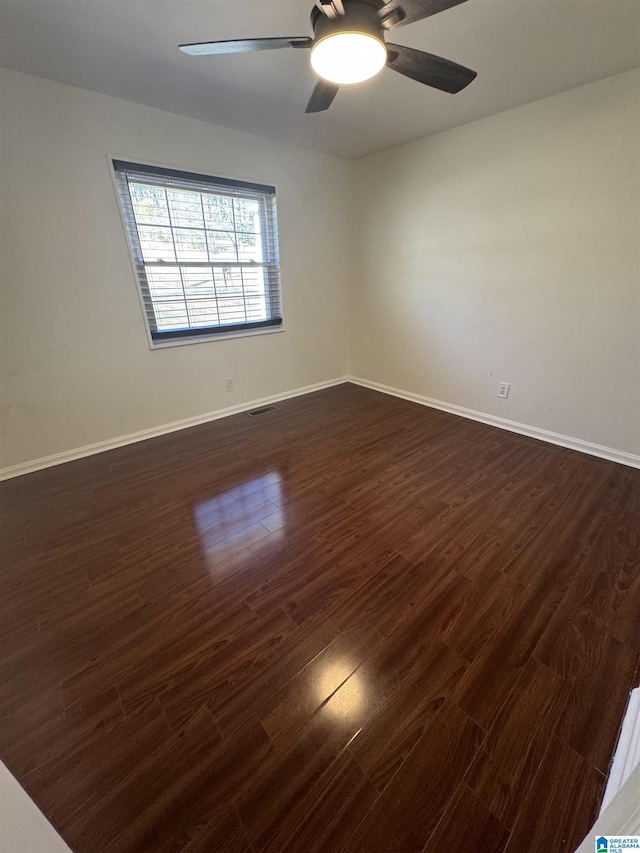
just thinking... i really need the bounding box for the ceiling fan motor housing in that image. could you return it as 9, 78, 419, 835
311, 0, 386, 46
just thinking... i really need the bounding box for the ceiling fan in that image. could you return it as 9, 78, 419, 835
179, 0, 477, 113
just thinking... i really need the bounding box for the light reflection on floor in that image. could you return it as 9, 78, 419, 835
316, 660, 365, 721
193, 472, 285, 567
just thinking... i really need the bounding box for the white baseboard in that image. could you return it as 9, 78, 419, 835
0, 377, 348, 481
2, 374, 638, 480
348, 376, 640, 470
601, 688, 640, 814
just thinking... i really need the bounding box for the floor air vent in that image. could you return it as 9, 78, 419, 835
247, 405, 277, 417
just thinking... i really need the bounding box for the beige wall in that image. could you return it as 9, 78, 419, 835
2, 68, 639, 471
350, 70, 640, 457
0, 69, 352, 469
0, 761, 73, 853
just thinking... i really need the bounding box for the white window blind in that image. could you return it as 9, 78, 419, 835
113, 160, 282, 343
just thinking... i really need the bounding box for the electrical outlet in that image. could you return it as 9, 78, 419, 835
498, 382, 510, 399
225, 377, 235, 392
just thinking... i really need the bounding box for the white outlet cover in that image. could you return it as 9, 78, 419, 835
498, 382, 510, 398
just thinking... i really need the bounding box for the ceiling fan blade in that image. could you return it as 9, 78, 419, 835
386, 44, 476, 93
179, 37, 312, 56
305, 80, 340, 113
378, 0, 468, 29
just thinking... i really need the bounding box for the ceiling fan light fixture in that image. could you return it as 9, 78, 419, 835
310, 32, 386, 85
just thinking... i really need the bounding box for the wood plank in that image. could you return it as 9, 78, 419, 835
236, 698, 380, 849
348, 638, 467, 792
257, 750, 379, 853
425, 784, 511, 852
102, 714, 269, 853
556, 633, 638, 773
259, 622, 382, 744
465, 657, 571, 827
346, 702, 484, 853
504, 737, 605, 853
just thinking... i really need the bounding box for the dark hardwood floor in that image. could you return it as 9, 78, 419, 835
1, 383, 639, 853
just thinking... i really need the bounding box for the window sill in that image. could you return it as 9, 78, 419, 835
148, 323, 285, 350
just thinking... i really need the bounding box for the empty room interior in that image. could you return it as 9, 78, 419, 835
1, 0, 639, 851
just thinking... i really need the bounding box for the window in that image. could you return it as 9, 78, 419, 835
113, 160, 282, 344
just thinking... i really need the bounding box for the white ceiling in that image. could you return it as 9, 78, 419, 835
0, 0, 638, 159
